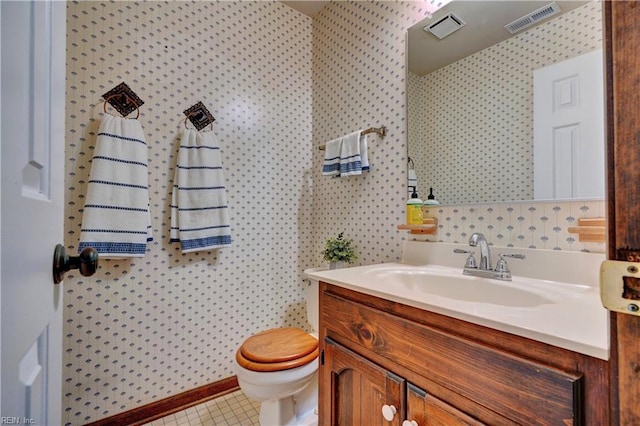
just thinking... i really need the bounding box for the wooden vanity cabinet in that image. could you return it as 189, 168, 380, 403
318, 282, 609, 426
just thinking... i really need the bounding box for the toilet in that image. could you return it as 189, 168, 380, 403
234, 268, 323, 426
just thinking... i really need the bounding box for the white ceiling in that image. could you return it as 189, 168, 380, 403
281, 0, 330, 17
408, 1, 587, 75
280, 0, 589, 76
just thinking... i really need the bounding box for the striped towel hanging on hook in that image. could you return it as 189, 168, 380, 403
78, 113, 153, 258
170, 129, 232, 253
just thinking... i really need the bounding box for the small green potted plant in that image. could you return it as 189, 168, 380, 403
322, 232, 357, 269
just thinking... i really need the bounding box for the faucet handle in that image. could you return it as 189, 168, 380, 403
495, 253, 525, 273
499, 253, 525, 260
453, 248, 471, 254
454, 249, 477, 269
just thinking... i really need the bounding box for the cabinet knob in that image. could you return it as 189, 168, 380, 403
382, 404, 397, 421
402, 421, 418, 426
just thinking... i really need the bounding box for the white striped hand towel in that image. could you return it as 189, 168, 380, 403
321, 137, 342, 176
340, 131, 364, 176
78, 113, 152, 258
360, 134, 370, 171
170, 129, 232, 253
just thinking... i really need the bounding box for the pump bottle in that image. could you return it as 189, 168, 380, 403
406, 187, 423, 225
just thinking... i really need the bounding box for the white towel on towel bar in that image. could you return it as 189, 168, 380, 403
78, 113, 152, 258
360, 134, 370, 172
340, 131, 368, 176
321, 137, 341, 176
170, 129, 232, 253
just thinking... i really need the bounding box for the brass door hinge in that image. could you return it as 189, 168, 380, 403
600, 260, 640, 316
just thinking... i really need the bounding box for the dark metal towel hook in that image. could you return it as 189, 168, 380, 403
183, 101, 215, 131
102, 82, 144, 118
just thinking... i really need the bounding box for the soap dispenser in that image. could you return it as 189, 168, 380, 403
423, 187, 440, 206
406, 187, 424, 225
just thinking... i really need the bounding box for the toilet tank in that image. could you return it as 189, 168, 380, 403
303, 268, 325, 332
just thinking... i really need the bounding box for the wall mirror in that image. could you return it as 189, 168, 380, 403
407, 0, 604, 205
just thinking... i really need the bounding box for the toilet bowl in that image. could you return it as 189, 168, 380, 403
234, 268, 324, 426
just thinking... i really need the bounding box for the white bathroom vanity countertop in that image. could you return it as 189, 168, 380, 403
308, 242, 609, 360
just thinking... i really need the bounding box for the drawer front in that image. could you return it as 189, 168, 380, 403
322, 290, 583, 425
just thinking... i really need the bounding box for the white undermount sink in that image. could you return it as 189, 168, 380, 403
307, 241, 609, 360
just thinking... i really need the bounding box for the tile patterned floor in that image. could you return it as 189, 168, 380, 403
145, 390, 260, 426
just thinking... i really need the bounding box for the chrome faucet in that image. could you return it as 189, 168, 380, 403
469, 232, 491, 270
453, 232, 525, 281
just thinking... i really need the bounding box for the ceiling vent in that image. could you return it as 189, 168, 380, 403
505, 2, 561, 34
424, 12, 466, 40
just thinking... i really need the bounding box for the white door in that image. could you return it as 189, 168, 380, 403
1, 1, 66, 424
533, 49, 604, 200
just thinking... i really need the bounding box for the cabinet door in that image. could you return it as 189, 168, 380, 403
323, 338, 405, 426
406, 383, 486, 426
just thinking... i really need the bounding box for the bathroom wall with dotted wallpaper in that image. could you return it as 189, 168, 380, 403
64, 0, 606, 423
64, 1, 312, 423
311, 1, 431, 266
424, 199, 605, 252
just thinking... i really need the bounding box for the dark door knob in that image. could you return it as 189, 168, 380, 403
53, 244, 99, 284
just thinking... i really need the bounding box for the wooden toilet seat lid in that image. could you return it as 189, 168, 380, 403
240, 327, 318, 363
236, 327, 318, 372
